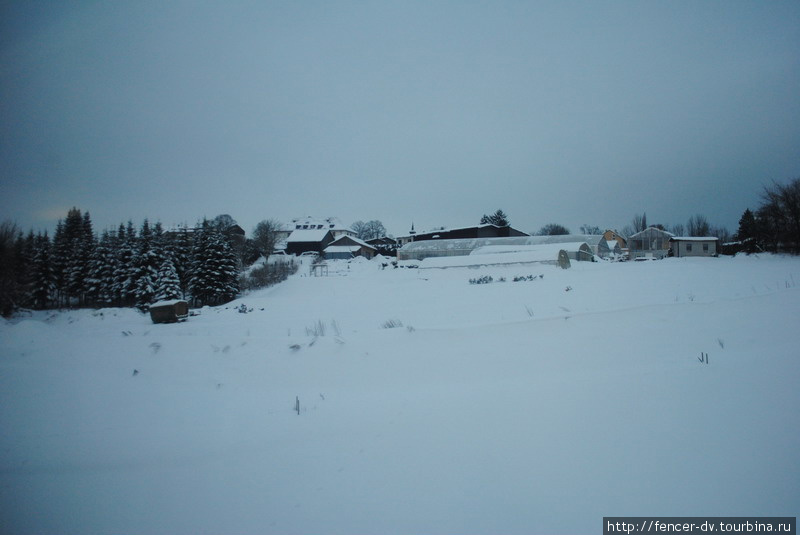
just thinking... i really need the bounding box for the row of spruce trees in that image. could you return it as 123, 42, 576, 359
2, 208, 241, 316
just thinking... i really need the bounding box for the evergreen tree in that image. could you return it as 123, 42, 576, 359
132, 220, 161, 310
86, 230, 118, 306
154, 257, 182, 302
29, 232, 55, 309
189, 224, 211, 306
737, 209, 759, 253
53, 208, 96, 306
0, 221, 24, 316
63, 209, 86, 304
113, 222, 137, 307
190, 221, 239, 306
152, 222, 165, 253
481, 209, 509, 227
170, 227, 192, 299
51, 220, 69, 306
13, 232, 34, 308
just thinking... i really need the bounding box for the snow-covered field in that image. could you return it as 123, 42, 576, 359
2, 254, 799, 534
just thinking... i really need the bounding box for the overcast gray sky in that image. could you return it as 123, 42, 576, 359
2, 0, 799, 237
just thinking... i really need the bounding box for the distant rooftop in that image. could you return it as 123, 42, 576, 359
290, 216, 353, 233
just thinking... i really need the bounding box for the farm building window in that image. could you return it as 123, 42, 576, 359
703, 243, 709, 252
686, 243, 693, 252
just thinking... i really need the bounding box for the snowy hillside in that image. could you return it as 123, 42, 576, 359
1, 254, 799, 534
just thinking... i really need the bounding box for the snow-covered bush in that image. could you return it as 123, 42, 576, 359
239, 259, 298, 292
512, 274, 543, 282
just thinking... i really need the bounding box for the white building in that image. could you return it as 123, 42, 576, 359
669, 237, 719, 257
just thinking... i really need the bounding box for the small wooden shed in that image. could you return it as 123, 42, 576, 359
149, 299, 189, 323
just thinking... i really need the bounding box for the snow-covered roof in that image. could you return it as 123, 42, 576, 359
405, 223, 529, 238
290, 216, 354, 233
287, 229, 331, 243
149, 299, 187, 308
629, 227, 675, 238
604, 229, 626, 239
329, 235, 372, 248
324, 245, 361, 254
670, 236, 719, 241
470, 242, 590, 256
399, 235, 603, 254
420, 243, 579, 269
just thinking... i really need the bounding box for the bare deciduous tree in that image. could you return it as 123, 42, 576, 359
757, 178, 800, 253
363, 220, 387, 240
351, 220, 368, 239
211, 214, 237, 231
687, 214, 710, 237
632, 213, 647, 233
352, 220, 386, 240
252, 219, 283, 258
537, 223, 570, 235
580, 224, 601, 235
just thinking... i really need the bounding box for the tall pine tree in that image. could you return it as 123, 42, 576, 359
86, 230, 118, 306
113, 222, 137, 307
170, 227, 192, 299
52, 208, 96, 307
737, 209, 759, 253
51, 220, 69, 307
190, 221, 239, 306
29, 232, 55, 309
132, 220, 161, 310
154, 257, 182, 302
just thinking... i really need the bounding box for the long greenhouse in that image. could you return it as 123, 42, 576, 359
397, 234, 612, 261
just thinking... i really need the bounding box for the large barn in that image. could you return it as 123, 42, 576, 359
284, 229, 335, 256
396, 223, 529, 246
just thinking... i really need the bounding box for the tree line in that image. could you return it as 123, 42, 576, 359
0, 209, 284, 317
615, 179, 800, 254
737, 178, 800, 254
481, 178, 800, 251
